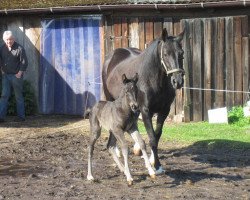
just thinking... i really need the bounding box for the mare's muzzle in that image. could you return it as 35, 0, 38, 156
171, 69, 185, 89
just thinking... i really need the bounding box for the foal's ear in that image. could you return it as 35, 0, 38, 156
161, 28, 168, 42
133, 73, 139, 83
175, 29, 185, 43
122, 74, 129, 84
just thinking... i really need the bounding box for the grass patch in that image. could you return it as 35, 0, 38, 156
138, 120, 250, 147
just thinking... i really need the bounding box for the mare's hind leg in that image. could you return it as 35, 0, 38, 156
107, 132, 124, 172
87, 121, 101, 181
128, 124, 155, 178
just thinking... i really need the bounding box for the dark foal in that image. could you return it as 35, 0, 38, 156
87, 73, 155, 185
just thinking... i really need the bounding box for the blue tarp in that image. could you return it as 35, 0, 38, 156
39, 16, 102, 115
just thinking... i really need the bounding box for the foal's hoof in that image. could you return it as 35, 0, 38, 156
127, 180, 133, 186
133, 143, 142, 156
87, 175, 94, 181
133, 149, 142, 156
150, 174, 156, 179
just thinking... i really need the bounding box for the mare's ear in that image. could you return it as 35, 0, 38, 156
161, 28, 168, 42
122, 74, 129, 84
175, 29, 185, 43
133, 73, 139, 83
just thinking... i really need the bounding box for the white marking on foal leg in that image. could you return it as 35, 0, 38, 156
115, 146, 121, 158
121, 147, 133, 185
87, 154, 95, 181
131, 131, 155, 178
109, 147, 124, 172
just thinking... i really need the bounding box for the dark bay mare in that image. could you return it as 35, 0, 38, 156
87, 73, 155, 185
102, 28, 185, 174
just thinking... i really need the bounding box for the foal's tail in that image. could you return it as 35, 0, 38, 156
83, 108, 91, 119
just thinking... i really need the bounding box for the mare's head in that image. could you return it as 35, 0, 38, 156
159, 28, 185, 89
121, 73, 139, 113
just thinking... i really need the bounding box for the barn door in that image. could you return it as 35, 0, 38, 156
40, 16, 102, 115
182, 16, 249, 121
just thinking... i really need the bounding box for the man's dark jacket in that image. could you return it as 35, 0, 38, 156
0, 42, 28, 74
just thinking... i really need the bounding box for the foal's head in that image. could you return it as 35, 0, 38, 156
159, 28, 185, 89
121, 73, 139, 113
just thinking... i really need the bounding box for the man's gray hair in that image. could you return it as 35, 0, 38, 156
3, 30, 14, 41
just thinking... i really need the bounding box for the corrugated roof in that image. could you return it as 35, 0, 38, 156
0, 0, 245, 10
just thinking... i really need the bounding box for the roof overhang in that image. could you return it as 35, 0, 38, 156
1, 1, 250, 15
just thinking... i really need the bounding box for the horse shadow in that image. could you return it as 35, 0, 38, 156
158, 139, 250, 186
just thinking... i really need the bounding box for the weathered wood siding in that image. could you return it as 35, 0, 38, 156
0, 14, 248, 120
182, 16, 249, 121
104, 15, 249, 121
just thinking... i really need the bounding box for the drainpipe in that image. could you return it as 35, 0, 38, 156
0, 1, 250, 15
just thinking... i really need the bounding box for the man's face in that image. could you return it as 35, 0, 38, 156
4, 36, 14, 48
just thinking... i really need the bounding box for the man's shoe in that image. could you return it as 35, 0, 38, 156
0, 118, 5, 123
14, 117, 25, 122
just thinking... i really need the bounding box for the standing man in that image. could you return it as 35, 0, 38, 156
0, 30, 28, 122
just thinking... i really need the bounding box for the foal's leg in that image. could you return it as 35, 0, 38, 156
128, 124, 155, 178
114, 129, 133, 185
107, 132, 125, 172
87, 120, 101, 181
107, 131, 121, 158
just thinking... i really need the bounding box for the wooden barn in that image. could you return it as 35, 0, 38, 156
0, 0, 249, 121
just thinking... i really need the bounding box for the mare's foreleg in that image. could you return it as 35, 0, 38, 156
107, 132, 124, 172
87, 121, 101, 181
149, 109, 170, 174
128, 125, 155, 178
140, 107, 162, 173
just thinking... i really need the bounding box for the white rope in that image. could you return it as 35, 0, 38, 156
87, 81, 103, 85
183, 86, 250, 94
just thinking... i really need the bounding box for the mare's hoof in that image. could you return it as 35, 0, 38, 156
155, 166, 166, 175
127, 180, 133, 186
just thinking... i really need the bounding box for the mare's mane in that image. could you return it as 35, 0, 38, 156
137, 39, 162, 76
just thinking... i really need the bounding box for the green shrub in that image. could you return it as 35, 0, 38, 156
228, 106, 250, 126
0, 79, 37, 116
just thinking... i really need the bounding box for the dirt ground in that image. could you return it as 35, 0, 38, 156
0, 115, 249, 200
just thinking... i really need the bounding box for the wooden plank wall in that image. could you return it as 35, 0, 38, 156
182, 16, 249, 121
105, 15, 249, 122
